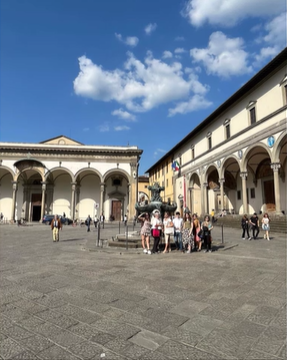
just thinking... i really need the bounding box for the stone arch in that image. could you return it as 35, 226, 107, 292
103, 168, 130, 183
188, 172, 201, 215
243, 144, 273, 213
221, 156, 241, 213
273, 131, 287, 163
45, 167, 75, 183
74, 167, 102, 183
204, 165, 220, 214
0, 166, 14, 220
242, 143, 272, 171
103, 168, 130, 221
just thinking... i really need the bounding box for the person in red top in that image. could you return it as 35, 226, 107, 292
51, 215, 62, 242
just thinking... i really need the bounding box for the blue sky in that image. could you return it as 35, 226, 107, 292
1, 0, 286, 175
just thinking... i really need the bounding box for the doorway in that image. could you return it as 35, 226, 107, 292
31, 193, 42, 221
263, 180, 275, 212
32, 205, 41, 221
112, 200, 122, 221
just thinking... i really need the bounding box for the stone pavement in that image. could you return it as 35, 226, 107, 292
0, 223, 286, 360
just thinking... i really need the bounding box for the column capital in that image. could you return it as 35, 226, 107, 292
11, 181, 18, 190
240, 172, 248, 179
203, 182, 208, 188
270, 163, 281, 172
100, 183, 105, 192
41, 182, 47, 191
71, 182, 77, 191
219, 178, 225, 184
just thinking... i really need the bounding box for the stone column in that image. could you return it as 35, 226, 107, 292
240, 172, 248, 214
100, 183, 105, 216
129, 162, 138, 220
219, 178, 225, 211
188, 187, 194, 215
40, 182, 46, 221
201, 182, 208, 216
271, 163, 281, 213
11, 181, 18, 221
75, 185, 80, 220
71, 182, 77, 220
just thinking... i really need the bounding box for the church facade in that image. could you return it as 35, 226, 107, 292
0, 136, 142, 222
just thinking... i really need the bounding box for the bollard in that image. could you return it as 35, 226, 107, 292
102, 220, 104, 229
119, 221, 121, 234
97, 224, 100, 247
125, 225, 128, 250
221, 223, 224, 244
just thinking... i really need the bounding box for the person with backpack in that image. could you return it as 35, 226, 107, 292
250, 213, 260, 239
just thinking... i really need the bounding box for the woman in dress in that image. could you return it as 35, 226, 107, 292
138, 213, 152, 255
201, 215, 213, 253
182, 213, 193, 253
193, 218, 202, 252
262, 213, 270, 241
151, 211, 162, 253
163, 212, 174, 253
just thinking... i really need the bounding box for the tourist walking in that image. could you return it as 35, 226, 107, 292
201, 215, 213, 253
173, 212, 184, 252
163, 212, 174, 253
51, 214, 62, 242
250, 212, 260, 239
192, 217, 202, 252
138, 213, 152, 255
241, 214, 251, 240
262, 213, 270, 240
151, 211, 162, 254
182, 213, 193, 253
85, 215, 92, 232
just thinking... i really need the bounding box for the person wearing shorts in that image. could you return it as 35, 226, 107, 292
138, 213, 152, 255
163, 212, 174, 253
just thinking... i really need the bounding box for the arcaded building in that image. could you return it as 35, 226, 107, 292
0, 136, 142, 222
146, 48, 287, 216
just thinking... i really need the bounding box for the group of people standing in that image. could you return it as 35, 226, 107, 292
241, 212, 271, 240
138, 211, 213, 255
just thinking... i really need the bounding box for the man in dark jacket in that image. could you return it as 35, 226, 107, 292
86, 215, 92, 232
51, 215, 62, 242
250, 213, 259, 239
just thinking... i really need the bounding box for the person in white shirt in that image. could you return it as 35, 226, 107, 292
163, 212, 174, 253
173, 212, 184, 252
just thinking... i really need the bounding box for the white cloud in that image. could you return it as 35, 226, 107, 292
154, 148, 166, 156
99, 124, 109, 132
74, 52, 211, 116
162, 51, 173, 59
114, 125, 130, 131
253, 12, 286, 66
168, 94, 212, 116
174, 48, 186, 54
190, 31, 252, 78
112, 108, 136, 121
115, 33, 139, 47
175, 36, 185, 41
181, 0, 286, 27
145, 23, 157, 35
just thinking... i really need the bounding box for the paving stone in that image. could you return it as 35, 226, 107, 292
19, 334, 55, 353
0, 333, 7, 342
0, 306, 28, 322
12, 300, 48, 315
246, 349, 280, 360
157, 339, 222, 360
37, 344, 80, 360
140, 350, 172, 360
246, 305, 280, 325
232, 320, 267, 338
55, 304, 102, 324
90, 331, 116, 346
11, 350, 39, 360
121, 343, 150, 360
3, 325, 34, 341
0, 316, 14, 332
15, 315, 44, 330
277, 343, 286, 359
161, 325, 203, 346
68, 341, 103, 359
31, 322, 63, 340
104, 337, 131, 353
35, 309, 79, 329
129, 330, 168, 351
0, 338, 27, 359
179, 315, 223, 336
53, 330, 85, 348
